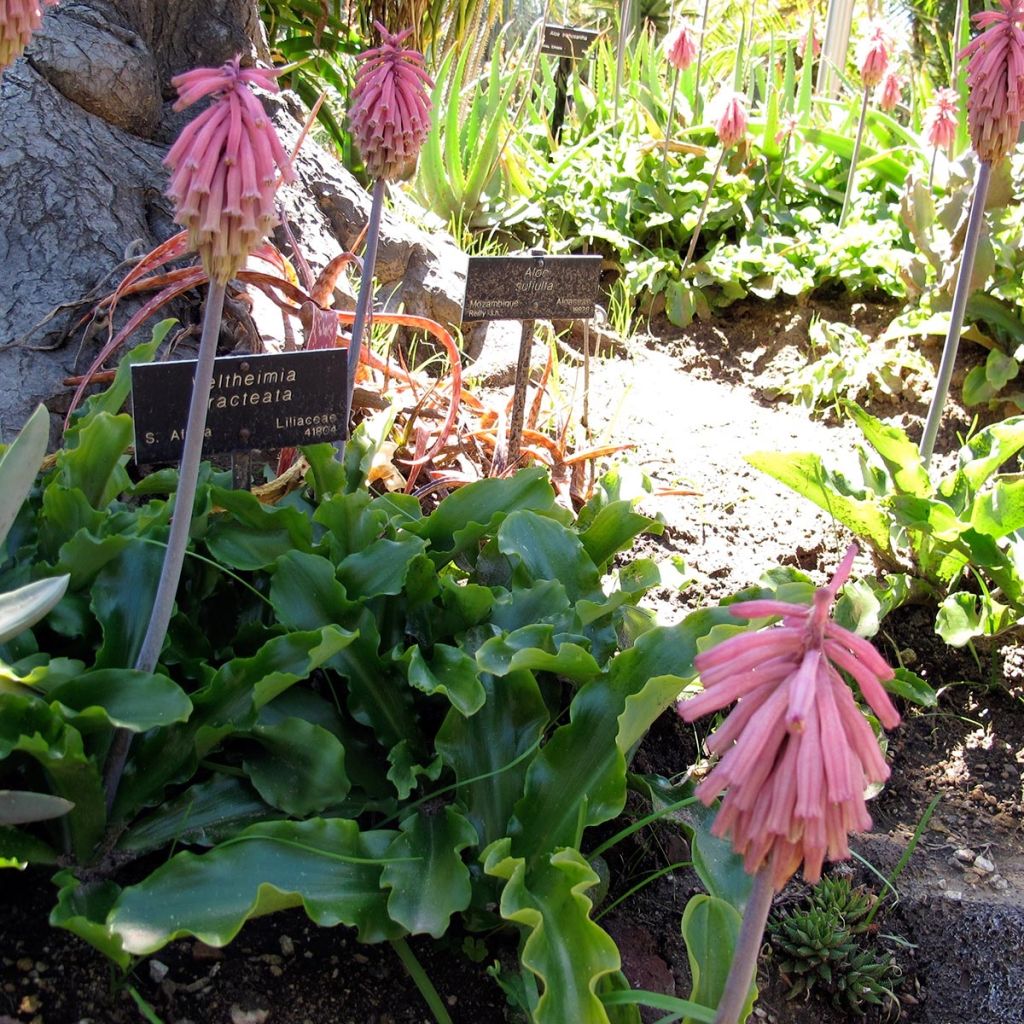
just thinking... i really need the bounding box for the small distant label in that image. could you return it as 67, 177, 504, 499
462, 254, 602, 322
131, 348, 347, 462
540, 24, 600, 59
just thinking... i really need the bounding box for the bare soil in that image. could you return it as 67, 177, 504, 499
2, 295, 1022, 1024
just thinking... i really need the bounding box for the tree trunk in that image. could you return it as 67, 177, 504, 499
0, 0, 463, 439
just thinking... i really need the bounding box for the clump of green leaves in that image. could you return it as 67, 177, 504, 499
774, 315, 928, 415
768, 875, 901, 1015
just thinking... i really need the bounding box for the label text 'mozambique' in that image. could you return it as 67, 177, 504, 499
131, 348, 347, 462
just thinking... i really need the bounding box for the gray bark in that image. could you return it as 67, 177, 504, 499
0, 0, 464, 440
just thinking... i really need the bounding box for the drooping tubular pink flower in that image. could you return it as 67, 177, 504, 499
349, 22, 433, 181
0, 0, 57, 73
924, 87, 960, 151
164, 57, 296, 284
877, 69, 905, 112
857, 21, 894, 89
960, 0, 1024, 164
711, 88, 747, 148
678, 544, 900, 892
665, 24, 697, 71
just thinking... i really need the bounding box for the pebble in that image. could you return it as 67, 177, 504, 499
279, 935, 295, 957
974, 854, 995, 874
953, 847, 976, 863
229, 1008, 269, 1024
149, 960, 170, 983
992, 878, 1010, 891
945, 889, 963, 901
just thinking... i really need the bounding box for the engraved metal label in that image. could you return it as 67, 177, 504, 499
462, 254, 602, 322
131, 348, 347, 463
540, 24, 600, 59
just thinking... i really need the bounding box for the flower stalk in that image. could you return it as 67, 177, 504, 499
713, 868, 774, 1024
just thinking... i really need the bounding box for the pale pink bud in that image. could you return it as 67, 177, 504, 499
678, 544, 900, 891
797, 28, 820, 61
774, 113, 799, 145
960, 0, 1024, 164
877, 69, 904, 112
0, 0, 57, 73
923, 87, 960, 151
349, 22, 433, 181
164, 56, 296, 284
665, 24, 697, 72
711, 89, 747, 148
857, 21, 894, 89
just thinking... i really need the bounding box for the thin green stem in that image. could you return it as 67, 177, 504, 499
839, 86, 871, 228
589, 794, 697, 859
681, 148, 727, 273
693, 0, 712, 121
391, 937, 455, 1024
920, 160, 992, 466
103, 279, 227, 813
594, 860, 691, 921
345, 177, 387, 420
662, 67, 681, 176
713, 867, 774, 1024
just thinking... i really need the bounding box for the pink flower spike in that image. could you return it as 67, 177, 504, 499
857, 20, 894, 88
349, 22, 433, 181
665, 24, 697, 71
0, 0, 58, 74
678, 543, 900, 890
960, 1, 1024, 164
923, 87, 960, 151
710, 88, 747, 148
163, 56, 295, 284
877, 70, 904, 112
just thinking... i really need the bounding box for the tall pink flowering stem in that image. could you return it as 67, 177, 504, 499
713, 868, 774, 1024
104, 280, 227, 809
692, 0, 712, 120
838, 86, 871, 228
662, 67, 682, 173
681, 149, 726, 273
920, 160, 992, 465
344, 177, 386, 418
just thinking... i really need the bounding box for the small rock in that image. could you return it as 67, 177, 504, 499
279, 935, 295, 957
945, 889, 963, 901
953, 847, 976, 863
230, 1008, 269, 1024
18, 995, 40, 1014
269, 965, 283, 978
149, 960, 170, 983
974, 854, 995, 874
992, 877, 1010, 891
937, 877, 947, 888
191, 941, 224, 961
16, 958, 33, 972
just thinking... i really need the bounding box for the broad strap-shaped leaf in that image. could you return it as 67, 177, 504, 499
953, 416, 1024, 491
436, 671, 548, 846
498, 510, 601, 602
109, 819, 403, 954
0, 789, 73, 825
90, 538, 163, 668
205, 486, 314, 570
243, 717, 350, 816
681, 895, 754, 1024
0, 575, 69, 645
970, 478, 1024, 539
476, 624, 601, 683
746, 451, 893, 557
935, 591, 1015, 647
119, 775, 279, 854
386, 740, 442, 800
381, 807, 477, 937
50, 668, 192, 732
0, 824, 59, 868
0, 694, 105, 860
409, 469, 554, 564
58, 411, 133, 509
313, 489, 388, 561
402, 644, 485, 717
846, 402, 932, 497
0, 405, 49, 549
269, 550, 351, 630
579, 501, 660, 570
51, 870, 130, 969
338, 538, 428, 599
485, 840, 621, 1024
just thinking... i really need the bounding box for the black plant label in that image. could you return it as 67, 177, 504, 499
131, 348, 347, 463
540, 24, 600, 59
462, 254, 602, 322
